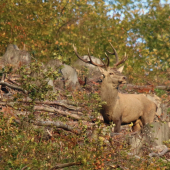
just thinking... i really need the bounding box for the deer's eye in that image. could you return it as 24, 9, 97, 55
109, 73, 114, 75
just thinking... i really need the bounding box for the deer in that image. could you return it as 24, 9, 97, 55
73, 43, 157, 133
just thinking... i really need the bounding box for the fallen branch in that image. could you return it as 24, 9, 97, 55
110, 164, 129, 170
0, 73, 5, 90
32, 120, 81, 135
31, 100, 81, 111
149, 146, 170, 157
21, 165, 29, 170
49, 162, 81, 170
0, 101, 15, 107
0, 105, 81, 135
60, 100, 79, 106
34, 105, 85, 120
128, 153, 143, 160
122, 84, 170, 92
7, 78, 20, 86
0, 81, 27, 94
0, 101, 86, 121
20, 98, 81, 111
128, 146, 170, 163
155, 86, 170, 91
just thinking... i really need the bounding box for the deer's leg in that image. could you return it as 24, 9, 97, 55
114, 117, 122, 133
132, 119, 143, 132
142, 109, 156, 126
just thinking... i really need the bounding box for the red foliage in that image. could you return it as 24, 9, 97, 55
136, 85, 154, 93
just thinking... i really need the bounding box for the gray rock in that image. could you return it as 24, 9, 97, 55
2, 44, 31, 68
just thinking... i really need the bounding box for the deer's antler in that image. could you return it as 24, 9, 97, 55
106, 42, 128, 67
73, 44, 109, 68
114, 52, 128, 67
106, 42, 118, 63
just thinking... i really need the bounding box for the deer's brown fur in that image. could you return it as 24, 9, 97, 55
99, 67, 157, 132
73, 43, 157, 133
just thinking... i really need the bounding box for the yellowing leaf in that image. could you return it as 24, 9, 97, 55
129, 122, 133, 127
9, 116, 15, 124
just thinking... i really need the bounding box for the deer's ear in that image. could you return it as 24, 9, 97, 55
98, 67, 107, 75
117, 65, 124, 73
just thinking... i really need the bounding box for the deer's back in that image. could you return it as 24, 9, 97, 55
118, 93, 156, 123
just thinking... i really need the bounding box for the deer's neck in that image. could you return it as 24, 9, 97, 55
100, 81, 118, 107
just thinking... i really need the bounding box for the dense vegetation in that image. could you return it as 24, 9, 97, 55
0, 0, 169, 84
0, 0, 170, 169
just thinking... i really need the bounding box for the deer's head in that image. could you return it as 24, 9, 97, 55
98, 67, 126, 89
73, 42, 127, 88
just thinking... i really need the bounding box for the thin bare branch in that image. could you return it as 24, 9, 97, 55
50, 162, 81, 170
21, 165, 29, 170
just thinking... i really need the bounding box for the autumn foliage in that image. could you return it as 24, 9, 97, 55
0, 0, 170, 169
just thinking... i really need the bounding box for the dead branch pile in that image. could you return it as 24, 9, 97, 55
0, 70, 99, 137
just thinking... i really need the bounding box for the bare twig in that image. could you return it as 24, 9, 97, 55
46, 129, 52, 137
49, 162, 81, 170
21, 165, 28, 170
